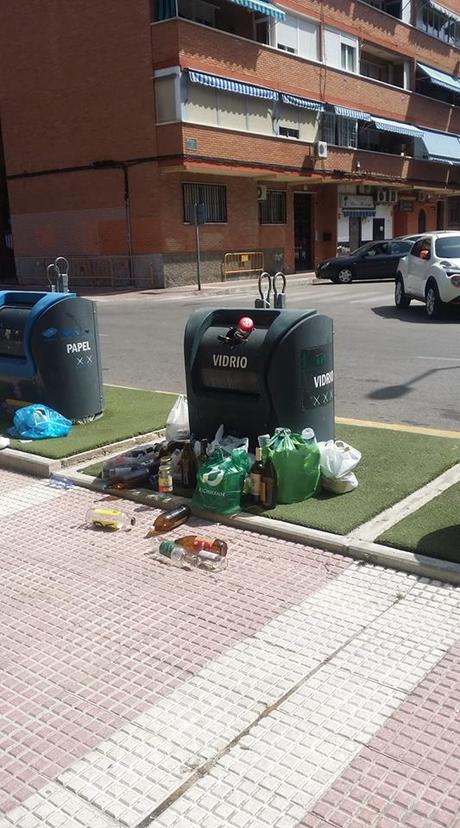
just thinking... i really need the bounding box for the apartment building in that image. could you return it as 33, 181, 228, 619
1, 0, 460, 287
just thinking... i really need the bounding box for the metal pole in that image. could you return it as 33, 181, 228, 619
194, 202, 202, 291
123, 165, 134, 287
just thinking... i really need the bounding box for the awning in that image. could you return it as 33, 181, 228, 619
421, 129, 460, 163
428, 0, 460, 25
417, 62, 460, 95
342, 209, 376, 218
281, 93, 324, 112
188, 71, 279, 100
372, 116, 424, 138
334, 106, 371, 121
228, 0, 285, 20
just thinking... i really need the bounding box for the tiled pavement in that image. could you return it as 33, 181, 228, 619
1, 467, 460, 828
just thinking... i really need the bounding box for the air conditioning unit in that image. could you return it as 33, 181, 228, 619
316, 141, 328, 159
417, 190, 427, 202
257, 185, 267, 201
376, 190, 387, 204
388, 189, 398, 204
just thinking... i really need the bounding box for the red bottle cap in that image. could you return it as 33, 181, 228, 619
238, 316, 254, 334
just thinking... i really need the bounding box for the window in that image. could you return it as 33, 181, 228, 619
411, 238, 432, 259
321, 112, 336, 145
337, 117, 357, 148
155, 75, 178, 123
419, 2, 460, 45
341, 43, 356, 73
448, 198, 460, 226
185, 81, 273, 135
390, 240, 413, 256
321, 113, 357, 148
259, 191, 287, 224
279, 126, 299, 138
183, 183, 227, 223
275, 15, 319, 60
435, 236, 460, 258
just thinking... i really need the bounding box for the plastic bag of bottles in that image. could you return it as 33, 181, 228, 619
192, 446, 251, 515
165, 395, 190, 442
264, 428, 320, 504
317, 440, 361, 494
9, 404, 72, 440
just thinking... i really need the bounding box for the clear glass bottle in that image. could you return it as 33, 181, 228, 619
193, 540, 228, 572
301, 427, 316, 445
158, 455, 173, 493
158, 540, 198, 568
86, 506, 135, 531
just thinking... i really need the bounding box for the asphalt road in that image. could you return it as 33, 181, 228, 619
95, 280, 460, 431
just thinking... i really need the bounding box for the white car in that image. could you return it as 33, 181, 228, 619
395, 232, 460, 319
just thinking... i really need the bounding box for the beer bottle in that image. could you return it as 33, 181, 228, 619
260, 455, 277, 509
198, 439, 209, 467
147, 504, 191, 536
180, 441, 197, 489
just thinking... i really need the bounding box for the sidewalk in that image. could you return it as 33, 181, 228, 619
1, 466, 460, 828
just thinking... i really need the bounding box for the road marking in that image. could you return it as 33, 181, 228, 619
336, 416, 460, 439
416, 356, 460, 362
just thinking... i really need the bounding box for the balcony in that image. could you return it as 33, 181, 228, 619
360, 0, 404, 20
360, 43, 408, 89
151, 0, 282, 46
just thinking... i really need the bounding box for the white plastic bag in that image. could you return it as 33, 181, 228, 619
165, 395, 190, 442
318, 440, 361, 494
209, 424, 249, 455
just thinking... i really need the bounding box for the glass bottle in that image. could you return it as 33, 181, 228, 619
250, 447, 264, 503
147, 505, 191, 536
158, 540, 198, 569
86, 506, 135, 531
260, 455, 277, 509
197, 438, 209, 467
180, 441, 197, 489
158, 455, 173, 493
193, 540, 228, 572
175, 535, 228, 556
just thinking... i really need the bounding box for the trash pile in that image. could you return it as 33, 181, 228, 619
98, 395, 362, 517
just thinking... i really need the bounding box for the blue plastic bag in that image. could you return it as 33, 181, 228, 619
9, 404, 72, 440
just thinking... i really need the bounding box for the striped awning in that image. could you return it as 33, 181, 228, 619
342, 209, 376, 218
188, 71, 279, 100
417, 62, 460, 95
281, 93, 324, 112
334, 106, 371, 121
421, 129, 460, 164
372, 117, 424, 138
228, 0, 285, 19
428, 0, 460, 24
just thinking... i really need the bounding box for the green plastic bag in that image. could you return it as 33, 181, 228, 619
192, 446, 251, 515
264, 429, 320, 504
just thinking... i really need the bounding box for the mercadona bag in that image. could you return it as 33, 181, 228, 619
9, 404, 72, 440
192, 446, 251, 515
165, 395, 190, 442
264, 428, 320, 504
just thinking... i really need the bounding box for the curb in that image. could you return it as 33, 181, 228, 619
50, 468, 460, 586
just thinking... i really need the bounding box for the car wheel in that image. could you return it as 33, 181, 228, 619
425, 281, 444, 319
337, 268, 353, 284
395, 276, 410, 309
330, 275, 340, 283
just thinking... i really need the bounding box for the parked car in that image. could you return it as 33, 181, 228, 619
395, 232, 460, 319
316, 238, 415, 284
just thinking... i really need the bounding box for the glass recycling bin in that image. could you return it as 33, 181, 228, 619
184, 307, 334, 444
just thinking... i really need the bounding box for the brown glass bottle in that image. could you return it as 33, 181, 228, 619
260, 456, 277, 509
250, 447, 264, 503
175, 535, 228, 557
180, 441, 197, 489
147, 504, 191, 536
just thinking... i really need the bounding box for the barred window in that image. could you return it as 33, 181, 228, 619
259, 190, 287, 224
337, 117, 357, 149
321, 112, 336, 145
183, 183, 227, 223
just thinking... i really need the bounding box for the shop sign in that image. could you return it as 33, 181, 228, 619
340, 194, 374, 209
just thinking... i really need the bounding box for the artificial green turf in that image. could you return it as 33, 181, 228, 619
246, 425, 460, 534
81, 422, 460, 536
0, 386, 177, 459
377, 482, 460, 561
